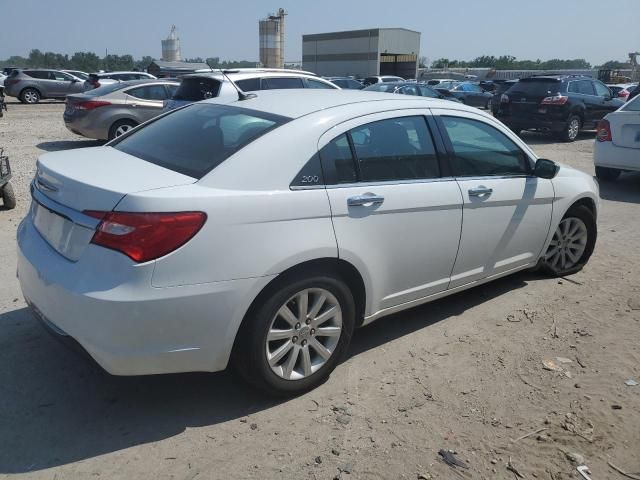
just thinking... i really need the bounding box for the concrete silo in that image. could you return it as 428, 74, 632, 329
259, 8, 286, 69
161, 25, 182, 62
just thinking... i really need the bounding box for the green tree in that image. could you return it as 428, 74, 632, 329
70, 52, 102, 72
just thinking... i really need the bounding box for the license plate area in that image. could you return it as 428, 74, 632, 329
31, 200, 94, 261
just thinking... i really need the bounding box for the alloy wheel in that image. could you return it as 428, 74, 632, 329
23, 90, 39, 104
544, 217, 588, 271
568, 118, 580, 140
115, 124, 134, 137
266, 288, 342, 381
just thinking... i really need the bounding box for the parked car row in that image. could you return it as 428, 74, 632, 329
2, 68, 158, 103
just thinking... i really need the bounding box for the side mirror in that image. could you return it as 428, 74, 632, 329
534, 158, 559, 179
71, 79, 79, 83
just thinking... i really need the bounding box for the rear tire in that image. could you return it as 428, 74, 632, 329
1, 182, 16, 209
233, 272, 355, 396
108, 119, 138, 140
557, 115, 581, 142
20, 88, 40, 104
595, 166, 621, 182
540, 205, 596, 277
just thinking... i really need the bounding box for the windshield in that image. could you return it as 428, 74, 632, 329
112, 104, 291, 179
364, 83, 399, 93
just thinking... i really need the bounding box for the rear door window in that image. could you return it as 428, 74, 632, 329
25, 71, 49, 79
235, 78, 261, 92
576, 80, 595, 95
263, 77, 304, 89
127, 85, 169, 100
319, 134, 358, 184
350, 116, 440, 182
112, 104, 290, 179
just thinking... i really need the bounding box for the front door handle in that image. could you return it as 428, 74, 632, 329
347, 193, 385, 207
468, 186, 493, 197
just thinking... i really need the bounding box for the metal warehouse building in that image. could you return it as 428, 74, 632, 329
302, 28, 420, 79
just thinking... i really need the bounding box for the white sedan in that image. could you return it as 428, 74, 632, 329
594, 94, 640, 181
17, 91, 599, 395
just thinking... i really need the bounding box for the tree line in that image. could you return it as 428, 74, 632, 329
428, 55, 630, 70
0, 49, 258, 72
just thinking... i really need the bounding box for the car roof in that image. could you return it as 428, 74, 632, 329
202, 89, 475, 119
105, 79, 178, 88
96, 71, 153, 76
181, 71, 323, 81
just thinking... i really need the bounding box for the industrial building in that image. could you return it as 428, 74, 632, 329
259, 9, 287, 69
161, 25, 182, 62
302, 28, 420, 78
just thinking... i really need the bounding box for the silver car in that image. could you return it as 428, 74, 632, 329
64, 80, 178, 140
4, 69, 85, 103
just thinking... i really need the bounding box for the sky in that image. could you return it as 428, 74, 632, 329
1, 0, 638, 65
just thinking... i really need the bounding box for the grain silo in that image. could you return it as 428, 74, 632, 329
259, 8, 286, 69
161, 25, 182, 62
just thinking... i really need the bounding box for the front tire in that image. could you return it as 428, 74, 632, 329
233, 273, 355, 396
540, 205, 596, 276
20, 88, 40, 104
595, 166, 621, 182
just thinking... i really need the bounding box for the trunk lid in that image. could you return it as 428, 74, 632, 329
32, 147, 196, 261
609, 110, 640, 149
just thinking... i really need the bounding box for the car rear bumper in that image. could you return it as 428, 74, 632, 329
496, 115, 567, 132
63, 113, 109, 140
593, 141, 640, 171
17, 212, 272, 376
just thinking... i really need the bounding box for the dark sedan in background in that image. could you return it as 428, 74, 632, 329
435, 82, 493, 108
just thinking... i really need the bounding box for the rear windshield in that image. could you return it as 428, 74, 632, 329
112, 103, 290, 178
83, 83, 127, 97
508, 79, 561, 96
364, 83, 398, 92
172, 77, 221, 101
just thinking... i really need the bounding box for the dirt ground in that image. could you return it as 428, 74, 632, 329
0, 101, 639, 480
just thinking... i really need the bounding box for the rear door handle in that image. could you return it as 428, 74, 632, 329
347, 193, 385, 206
468, 187, 493, 197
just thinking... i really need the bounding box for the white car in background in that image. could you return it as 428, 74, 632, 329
594, 94, 640, 181
18, 91, 599, 395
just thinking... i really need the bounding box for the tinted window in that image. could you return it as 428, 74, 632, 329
508, 79, 561, 96
593, 81, 611, 97
127, 85, 168, 100
363, 83, 397, 92
441, 116, 529, 177
235, 78, 261, 92
113, 104, 290, 178
263, 77, 304, 89
382, 77, 399, 83
166, 84, 178, 97
350, 116, 439, 182
398, 85, 419, 96
364, 77, 379, 84
306, 78, 335, 89
173, 77, 221, 100
319, 134, 357, 184
83, 83, 128, 97
418, 86, 440, 98
51, 71, 73, 81
576, 80, 595, 95
25, 71, 49, 79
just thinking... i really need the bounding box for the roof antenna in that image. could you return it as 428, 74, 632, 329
205, 61, 257, 101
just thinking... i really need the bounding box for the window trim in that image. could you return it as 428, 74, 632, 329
434, 113, 535, 178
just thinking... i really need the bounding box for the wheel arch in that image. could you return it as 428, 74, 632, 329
230, 257, 367, 361
20, 86, 42, 99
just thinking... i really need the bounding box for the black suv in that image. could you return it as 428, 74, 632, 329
496, 75, 624, 141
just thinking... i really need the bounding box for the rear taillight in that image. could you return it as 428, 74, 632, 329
618, 91, 629, 98
596, 119, 612, 142
500, 94, 509, 103
5, 79, 20, 86
541, 95, 569, 105
76, 100, 111, 110
84, 211, 207, 263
